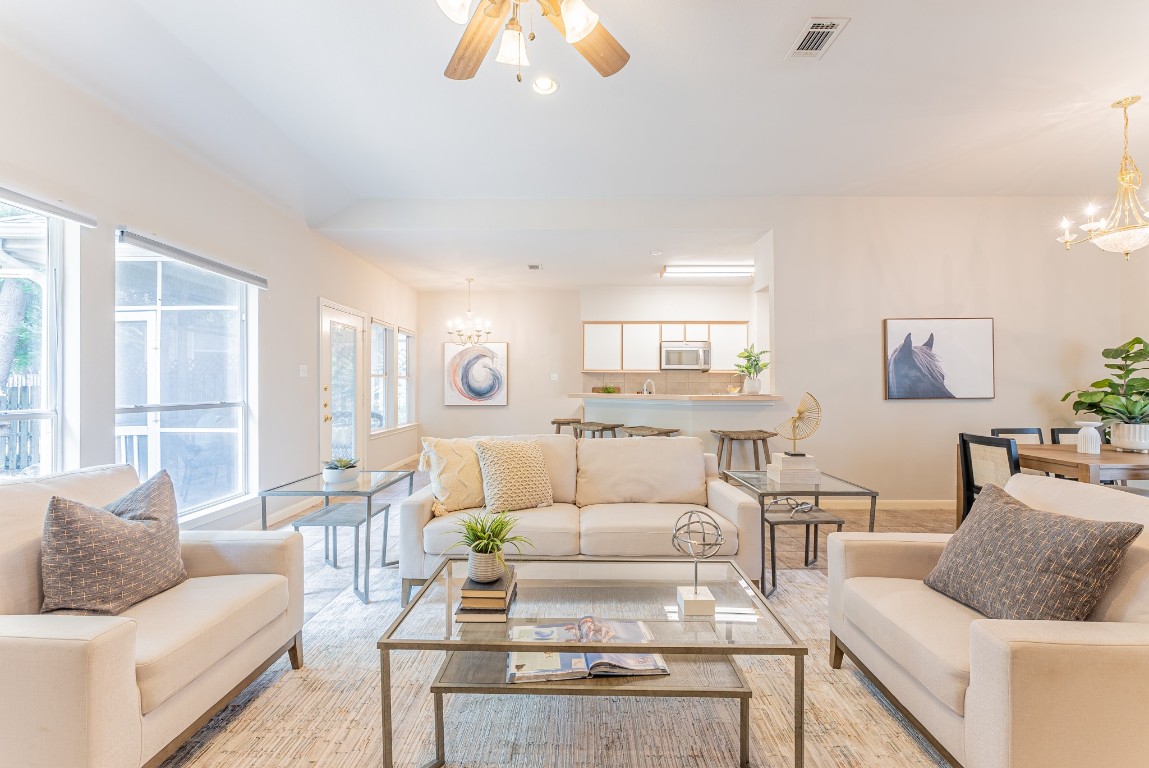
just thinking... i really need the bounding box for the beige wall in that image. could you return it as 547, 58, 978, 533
417, 289, 582, 440
0, 43, 420, 528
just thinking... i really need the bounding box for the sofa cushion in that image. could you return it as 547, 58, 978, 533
476, 439, 554, 513
41, 470, 187, 615
491, 434, 577, 504
575, 437, 708, 507
580, 503, 738, 557
925, 484, 1143, 621
420, 437, 485, 517
0, 464, 140, 616
1004, 473, 1149, 622
122, 573, 288, 714
842, 576, 982, 716
423, 503, 581, 556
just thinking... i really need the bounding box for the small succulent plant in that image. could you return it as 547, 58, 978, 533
323, 457, 360, 470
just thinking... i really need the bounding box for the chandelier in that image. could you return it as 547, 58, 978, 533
1057, 95, 1149, 260
446, 278, 492, 346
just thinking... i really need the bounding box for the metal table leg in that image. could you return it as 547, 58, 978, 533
794, 655, 805, 768
740, 696, 750, 768
260, 496, 267, 530
427, 691, 446, 768
764, 522, 779, 597
868, 494, 877, 532
380, 647, 394, 768
381, 496, 398, 568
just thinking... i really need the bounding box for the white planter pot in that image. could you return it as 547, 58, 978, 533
742, 378, 762, 395
467, 550, 504, 583
322, 467, 359, 484
1111, 423, 1149, 453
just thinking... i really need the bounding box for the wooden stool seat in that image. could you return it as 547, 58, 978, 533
619, 426, 681, 437
573, 421, 622, 438
710, 429, 777, 474
551, 417, 582, 435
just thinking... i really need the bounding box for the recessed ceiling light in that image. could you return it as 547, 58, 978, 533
661, 264, 755, 278
532, 77, 559, 95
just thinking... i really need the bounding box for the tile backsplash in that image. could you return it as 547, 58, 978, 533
581, 371, 749, 395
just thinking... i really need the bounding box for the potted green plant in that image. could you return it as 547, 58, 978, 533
452, 510, 532, 583
1062, 337, 1149, 452
734, 344, 770, 394
322, 457, 360, 484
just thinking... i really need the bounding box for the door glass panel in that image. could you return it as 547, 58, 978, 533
330, 321, 357, 460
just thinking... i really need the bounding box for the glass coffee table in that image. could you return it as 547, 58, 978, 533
378, 558, 808, 768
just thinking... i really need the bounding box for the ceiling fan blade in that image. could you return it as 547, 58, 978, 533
539, 1, 630, 77
445, 0, 511, 80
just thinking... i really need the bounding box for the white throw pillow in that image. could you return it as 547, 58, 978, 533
476, 439, 554, 514
420, 437, 485, 517
575, 436, 708, 507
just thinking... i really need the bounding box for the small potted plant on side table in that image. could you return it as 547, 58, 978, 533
734, 344, 770, 394
1062, 337, 1149, 452
322, 457, 360, 484
453, 510, 532, 583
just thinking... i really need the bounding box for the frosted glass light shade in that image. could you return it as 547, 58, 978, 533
495, 26, 530, 66
1090, 225, 1149, 255
560, 0, 599, 43
436, 0, 473, 24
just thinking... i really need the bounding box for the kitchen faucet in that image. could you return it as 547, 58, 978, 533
642, 379, 656, 395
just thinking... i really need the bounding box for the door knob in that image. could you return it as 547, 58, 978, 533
323, 415, 332, 423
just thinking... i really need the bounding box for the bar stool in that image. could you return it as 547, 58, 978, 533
619, 426, 681, 437
551, 417, 582, 435
573, 421, 622, 438
711, 429, 776, 474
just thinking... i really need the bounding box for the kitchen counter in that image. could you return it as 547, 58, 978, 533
569, 392, 783, 402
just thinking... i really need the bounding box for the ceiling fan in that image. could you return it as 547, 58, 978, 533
436, 0, 629, 82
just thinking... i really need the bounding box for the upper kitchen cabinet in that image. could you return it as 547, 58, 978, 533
709, 323, 751, 372
583, 323, 622, 371
621, 323, 661, 371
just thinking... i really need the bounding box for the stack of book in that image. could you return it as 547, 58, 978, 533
454, 565, 517, 623
766, 453, 822, 484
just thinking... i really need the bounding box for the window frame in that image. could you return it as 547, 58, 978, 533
397, 327, 415, 428
369, 319, 394, 435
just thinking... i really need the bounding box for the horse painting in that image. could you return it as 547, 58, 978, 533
886, 332, 955, 399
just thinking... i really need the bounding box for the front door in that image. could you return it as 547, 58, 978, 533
319, 303, 364, 463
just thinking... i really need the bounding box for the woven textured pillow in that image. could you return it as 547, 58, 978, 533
924, 484, 1143, 621
420, 436, 485, 517
476, 439, 553, 514
41, 470, 187, 615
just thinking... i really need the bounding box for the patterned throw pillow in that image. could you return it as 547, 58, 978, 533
41, 470, 188, 615
924, 484, 1143, 621
476, 439, 554, 514
420, 437, 485, 517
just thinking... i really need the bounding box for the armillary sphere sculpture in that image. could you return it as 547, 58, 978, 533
775, 392, 822, 455
672, 510, 725, 616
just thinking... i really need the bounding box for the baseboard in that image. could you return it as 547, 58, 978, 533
816, 498, 955, 511
385, 453, 420, 471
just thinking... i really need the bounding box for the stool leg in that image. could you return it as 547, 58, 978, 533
752, 439, 761, 470
725, 437, 733, 474
609, 428, 617, 438
554, 423, 561, 434
762, 438, 772, 464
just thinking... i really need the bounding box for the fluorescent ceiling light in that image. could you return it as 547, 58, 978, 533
661, 264, 755, 278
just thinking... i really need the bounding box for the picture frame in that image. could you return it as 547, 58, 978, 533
883, 318, 994, 400
444, 342, 508, 406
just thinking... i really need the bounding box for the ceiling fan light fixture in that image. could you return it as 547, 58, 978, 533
560, 0, 600, 43
495, 18, 530, 67
436, 0, 473, 24
532, 76, 558, 95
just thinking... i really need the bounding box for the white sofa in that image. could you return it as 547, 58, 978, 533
0, 464, 304, 768
828, 474, 1149, 768
399, 434, 763, 603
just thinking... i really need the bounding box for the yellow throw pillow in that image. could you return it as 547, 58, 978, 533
420, 437, 485, 517
476, 439, 554, 514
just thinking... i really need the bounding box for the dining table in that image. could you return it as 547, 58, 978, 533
1015, 444, 1149, 483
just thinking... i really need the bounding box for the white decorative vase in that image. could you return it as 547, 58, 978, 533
742, 378, 762, 395
322, 467, 359, 484
1074, 421, 1102, 455
467, 550, 503, 583
1111, 422, 1149, 453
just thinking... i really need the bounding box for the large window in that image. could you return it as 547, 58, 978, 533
370, 321, 392, 433
115, 237, 251, 513
0, 201, 58, 475
397, 329, 414, 426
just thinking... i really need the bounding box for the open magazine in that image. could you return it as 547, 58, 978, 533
506, 616, 670, 683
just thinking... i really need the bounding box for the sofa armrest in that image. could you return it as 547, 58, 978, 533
399, 486, 436, 579
0, 615, 141, 768
827, 533, 951, 631
180, 530, 304, 634
706, 479, 764, 580
967, 620, 1149, 768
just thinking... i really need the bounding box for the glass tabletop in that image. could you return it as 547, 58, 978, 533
381, 559, 804, 655
260, 470, 413, 497
724, 470, 876, 497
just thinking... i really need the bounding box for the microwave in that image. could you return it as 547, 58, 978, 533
661, 341, 712, 371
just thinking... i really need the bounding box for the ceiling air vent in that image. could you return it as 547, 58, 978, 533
786, 17, 850, 60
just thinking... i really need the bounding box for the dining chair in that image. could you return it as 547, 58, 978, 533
958, 433, 1021, 522
1049, 427, 1079, 445
990, 427, 1043, 444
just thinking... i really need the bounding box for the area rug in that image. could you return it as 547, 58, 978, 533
162, 567, 947, 768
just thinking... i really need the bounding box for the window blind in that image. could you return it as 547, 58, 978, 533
117, 229, 268, 290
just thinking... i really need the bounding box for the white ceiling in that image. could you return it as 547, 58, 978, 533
0, 0, 1146, 287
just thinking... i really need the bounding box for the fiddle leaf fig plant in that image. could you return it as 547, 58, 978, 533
734, 344, 769, 380
1062, 337, 1149, 424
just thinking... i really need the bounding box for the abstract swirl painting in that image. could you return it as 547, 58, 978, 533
444, 342, 508, 406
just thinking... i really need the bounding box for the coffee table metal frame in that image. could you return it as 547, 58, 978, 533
258, 470, 414, 603
760, 506, 845, 597
290, 501, 390, 603
723, 471, 877, 594
378, 557, 808, 768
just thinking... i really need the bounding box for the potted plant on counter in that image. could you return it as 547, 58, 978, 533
734, 344, 770, 394
1062, 337, 1149, 452
453, 510, 532, 583
322, 457, 360, 484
